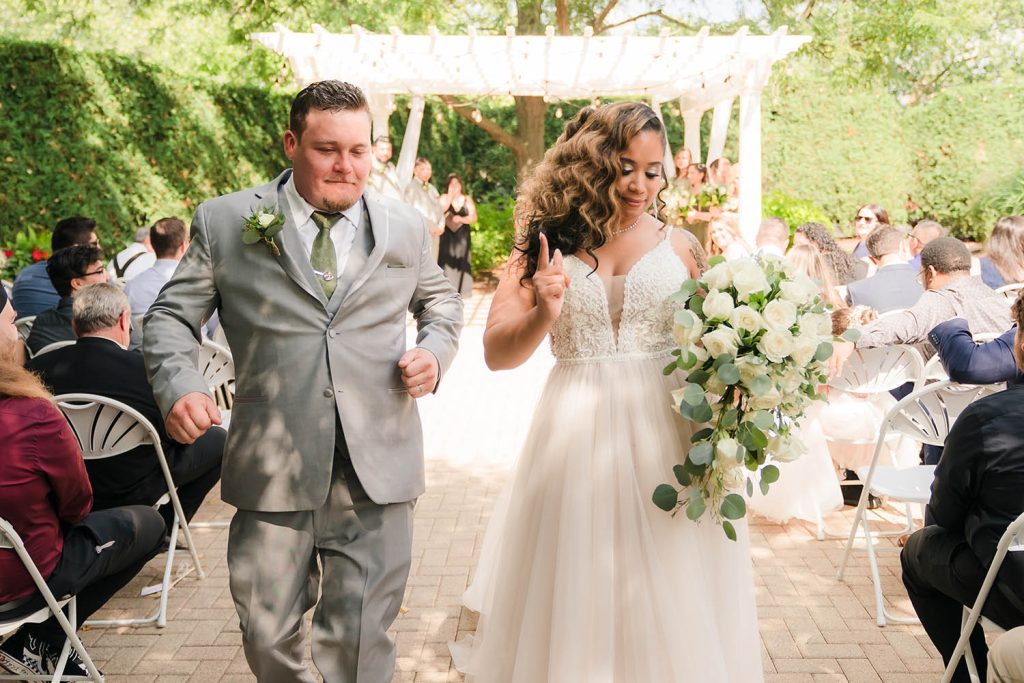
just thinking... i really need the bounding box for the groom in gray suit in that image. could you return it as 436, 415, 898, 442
143, 81, 463, 682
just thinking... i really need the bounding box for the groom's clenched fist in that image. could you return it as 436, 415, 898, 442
398, 347, 439, 398
166, 391, 222, 444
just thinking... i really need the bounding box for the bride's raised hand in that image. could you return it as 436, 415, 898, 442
532, 232, 570, 322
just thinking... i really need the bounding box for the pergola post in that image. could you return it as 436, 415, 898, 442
651, 98, 676, 180
706, 97, 733, 166
395, 95, 425, 191
737, 87, 763, 246
366, 92, 394, 145
681, 107, 703, 166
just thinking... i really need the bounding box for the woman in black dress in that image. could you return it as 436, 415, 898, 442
438, 173, 478, 298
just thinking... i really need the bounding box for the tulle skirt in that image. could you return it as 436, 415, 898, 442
451, 356, 763, 682
748, 402, 844, 524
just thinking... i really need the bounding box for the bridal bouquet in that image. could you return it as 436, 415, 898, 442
653, 254, 854, 540
693, 183, 729, 210
661, 183, 691, 224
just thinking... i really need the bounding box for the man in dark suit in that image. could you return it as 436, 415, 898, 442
901, 291, 1024, 682
930, 319, 1019, 384
846, 225, 923, 312
27, 283, 224, 530
25, 245, 109, 355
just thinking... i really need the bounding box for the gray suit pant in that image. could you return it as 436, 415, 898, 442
228, 442, 414, 683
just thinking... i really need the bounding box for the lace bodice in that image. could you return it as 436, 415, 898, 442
550, 237, 688, 362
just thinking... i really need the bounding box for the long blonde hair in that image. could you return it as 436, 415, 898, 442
986, 216, 1024, 284
0, 359, 51, 401
787, 244, 847, 309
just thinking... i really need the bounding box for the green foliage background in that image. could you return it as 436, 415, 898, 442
0, 39, 290, 251
1, 27, 1023, 267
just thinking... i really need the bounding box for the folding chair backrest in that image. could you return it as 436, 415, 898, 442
887, 380, 1004, 446
33, 339, 76, 358
14, 316, 35, 343
996, 282, 1024, 303
830, 344, 924, 394
53, 393, 159, 460
199, 339, 234, 390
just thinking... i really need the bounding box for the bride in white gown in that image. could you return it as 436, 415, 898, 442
451, 102, 763, 682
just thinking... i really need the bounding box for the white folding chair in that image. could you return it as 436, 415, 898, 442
52, 393, 205, 628
0, 517, 104, 682
836, 380, 1005, 626
996, 282, 1024, 303
940, 510, 1024, 683
14, 316, 35, 343
819, 345, 925, 540
31, 340, 76, 358
199, 339, 234, 411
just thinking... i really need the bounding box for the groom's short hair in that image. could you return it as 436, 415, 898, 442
289, 80, 369, 141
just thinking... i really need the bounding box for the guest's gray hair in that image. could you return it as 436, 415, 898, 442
73, 283, 129, 335
920, 237, 972, 274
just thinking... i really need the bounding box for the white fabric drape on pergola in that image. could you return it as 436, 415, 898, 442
251, 25, 809, 242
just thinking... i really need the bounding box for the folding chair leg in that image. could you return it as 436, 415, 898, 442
52, 598, 104, 682
837, 485, 870, 580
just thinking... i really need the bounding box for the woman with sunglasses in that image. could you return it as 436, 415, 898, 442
851, 204, 890, 259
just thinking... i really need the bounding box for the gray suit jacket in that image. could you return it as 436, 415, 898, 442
845, 263, 923, 313
144, 170, 463, 511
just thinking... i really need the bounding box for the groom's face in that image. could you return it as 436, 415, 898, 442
285, 107, 372, 213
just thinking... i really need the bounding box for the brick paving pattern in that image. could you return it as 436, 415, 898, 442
65, 292, 952, 682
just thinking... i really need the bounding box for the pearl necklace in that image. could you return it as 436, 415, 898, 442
611, 215, 643, 237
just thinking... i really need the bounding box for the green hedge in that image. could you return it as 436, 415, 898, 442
0, 39, 290, 250
3, 37, 1023, 265
906, 83, 1024, 240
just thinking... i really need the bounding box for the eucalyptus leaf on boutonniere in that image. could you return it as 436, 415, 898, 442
242, 207, 285, 257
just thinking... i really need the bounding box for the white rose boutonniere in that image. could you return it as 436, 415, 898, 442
242, 207, 285, 257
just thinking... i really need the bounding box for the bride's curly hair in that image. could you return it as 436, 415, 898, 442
514, 101, 667, 283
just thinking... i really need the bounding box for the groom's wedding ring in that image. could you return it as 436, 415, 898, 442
417, 384, 423, 394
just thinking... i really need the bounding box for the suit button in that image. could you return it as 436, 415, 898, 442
328, 330, 337, 338
323, 389, 333, 398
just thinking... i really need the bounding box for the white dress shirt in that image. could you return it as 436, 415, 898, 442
283, 175, 360, 280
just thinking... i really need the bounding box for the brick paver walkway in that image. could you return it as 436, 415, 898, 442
69, 291, 949, 682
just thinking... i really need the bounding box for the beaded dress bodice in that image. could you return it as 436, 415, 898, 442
549, 237, 688, 363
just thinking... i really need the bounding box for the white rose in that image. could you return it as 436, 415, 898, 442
757, 329, 793, 363
718, 463, 746, 491
749, 385, 782, 410
691, 345, 709, 364
257, 212, 277, 228
736, 356, 768, 387
790, 333, 821, 367
802, 312, 833, 337
701, 326, 740, 359
767, 433, 806, 463
762, 299, 798, 331
703, 290, 735, 321
702, 262, 731, 291
729, 305, 765, 334
778, 365, 804, 394
673, 321, 703, 347
715, 437, 743, 465
779, 278, 814, 305
729, 259, 770, 302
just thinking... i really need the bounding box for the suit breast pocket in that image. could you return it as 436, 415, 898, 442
384, 265, 416, 278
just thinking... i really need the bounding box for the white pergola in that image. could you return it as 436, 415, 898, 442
252, 25, 809, 242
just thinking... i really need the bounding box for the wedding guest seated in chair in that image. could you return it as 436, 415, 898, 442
900, 293, 1024, 683
930, 317, 1020, 384
27, 283, 225, 531
25, 245, 109, 356
0, 283, 164, 679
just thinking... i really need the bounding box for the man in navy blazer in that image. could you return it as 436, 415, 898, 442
929, 318, 1019, 384
846, 225, 923, 312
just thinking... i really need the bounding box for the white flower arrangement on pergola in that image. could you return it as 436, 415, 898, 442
251, 24, 809, 242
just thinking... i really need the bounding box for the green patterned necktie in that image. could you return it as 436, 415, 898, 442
310, 210, 340, 298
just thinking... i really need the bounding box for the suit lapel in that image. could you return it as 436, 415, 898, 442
338, 193, 389, 310
252, 171, 327, 307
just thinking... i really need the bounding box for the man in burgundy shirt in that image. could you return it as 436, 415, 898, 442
0, 285, 164, 678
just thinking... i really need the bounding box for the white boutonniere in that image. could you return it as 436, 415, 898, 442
242, 207, 285, 257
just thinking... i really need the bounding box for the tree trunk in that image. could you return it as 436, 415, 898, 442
513, 95, 548, 174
